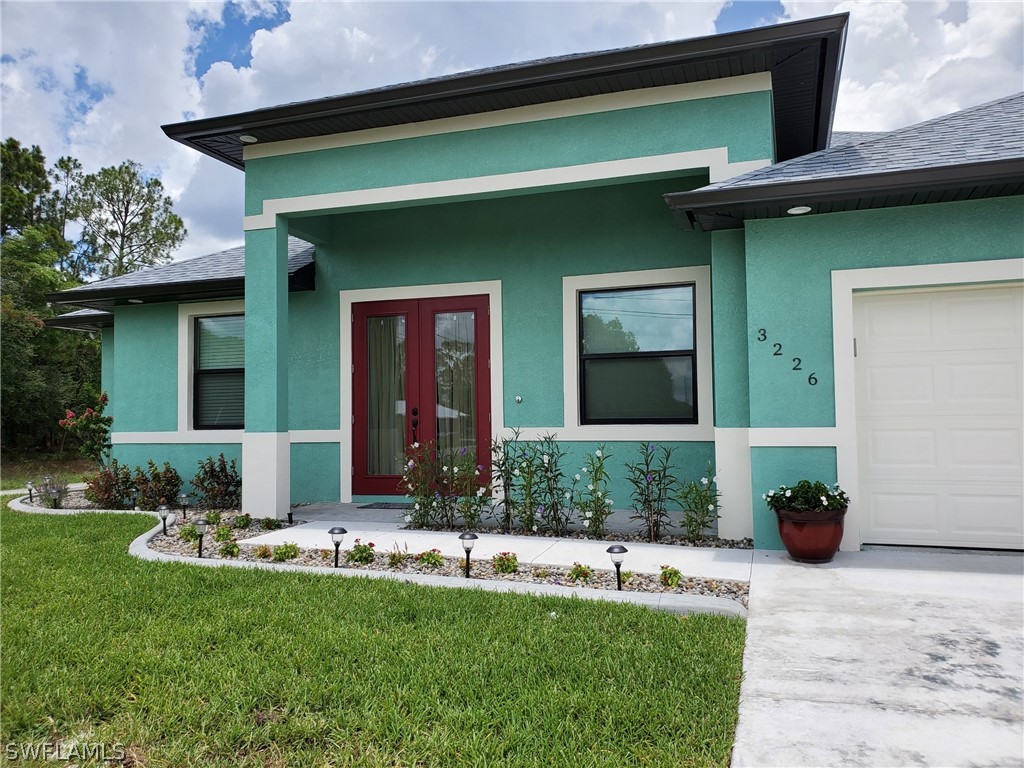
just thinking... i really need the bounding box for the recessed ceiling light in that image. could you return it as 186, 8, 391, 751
127, 299, 144, 304
239, 134, 259, 144
787, 205, 812, 215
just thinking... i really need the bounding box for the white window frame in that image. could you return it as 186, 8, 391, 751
177, 299, 246, 439
562, 266, 713, 441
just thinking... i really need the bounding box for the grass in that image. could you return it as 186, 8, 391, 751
0, 454, 95, 490
0, 505, 746, 767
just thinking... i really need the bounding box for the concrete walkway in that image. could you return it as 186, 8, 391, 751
732, 549, 1024, 767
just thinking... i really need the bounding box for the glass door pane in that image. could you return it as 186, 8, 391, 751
367, 315, 406, 476
434, 311, 475, 456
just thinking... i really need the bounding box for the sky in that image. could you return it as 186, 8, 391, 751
2, 0, 1022, 261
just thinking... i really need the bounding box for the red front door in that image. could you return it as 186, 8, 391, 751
352, 295, 491, 495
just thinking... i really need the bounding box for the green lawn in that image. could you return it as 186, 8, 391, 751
0, 506, 746, 767
0, 455, 95, 490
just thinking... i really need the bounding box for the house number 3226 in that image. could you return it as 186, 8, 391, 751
756, 328, 817, 385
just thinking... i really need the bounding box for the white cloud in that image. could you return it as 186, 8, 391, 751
780, 0, 1023, 131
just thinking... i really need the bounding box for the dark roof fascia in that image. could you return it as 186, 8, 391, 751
162, 14, 848, 170
664, 158, 1024, 230
47, 261, 316, 310
43, 312, 114, 332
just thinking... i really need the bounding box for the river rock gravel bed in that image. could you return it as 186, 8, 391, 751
146, 512, 749, 606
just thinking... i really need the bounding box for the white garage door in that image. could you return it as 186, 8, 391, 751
854, 284, 1023, 549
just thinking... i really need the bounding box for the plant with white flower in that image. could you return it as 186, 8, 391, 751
578, 443, 613, 538
763, 480, 850, 512
677, 461, 721, 543
403, 441, 443, 528
534, 433, 576, 536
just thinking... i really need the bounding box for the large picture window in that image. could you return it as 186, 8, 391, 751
194, 314, 244, 429
579, 284, 696, 424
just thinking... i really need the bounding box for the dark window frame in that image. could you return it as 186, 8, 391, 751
577, 282, 698, 426
193, 314, 244, 430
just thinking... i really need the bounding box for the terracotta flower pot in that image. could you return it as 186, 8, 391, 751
775, 506, 847, 563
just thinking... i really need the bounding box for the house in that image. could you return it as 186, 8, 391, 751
49, 13, 1024, 551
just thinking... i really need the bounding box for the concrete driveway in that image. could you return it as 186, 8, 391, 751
732, 549, 1024, 767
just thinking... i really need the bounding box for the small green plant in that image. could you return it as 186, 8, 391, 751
204, 511, 222, 527
626, 443, 677, 542
621, 570, 634, 584
534, 567, 550, 579
219, 540, 240, 558
260, 517, 283, 531
567, 562, 592, 582
272, 542, 300, 562
660, 565, 683, 589
192, 453, 242, 510
678, 464, 721, 542
414, 548, 444, 568
578, 445, 614, 537
492, 551, 519, 574
253, 544, 272, 559
345, 539, 376, 565
84, 458, 134, 509
132, 460, 183, 511
387, 543, 410, 567
213, 524, 234, 543
763, 480, 850, 511
233, 513, 251, 529
178, 523, 199, 543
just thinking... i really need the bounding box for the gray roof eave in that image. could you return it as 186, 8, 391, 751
162, 14, 848, 169
664, 158, 1024, 230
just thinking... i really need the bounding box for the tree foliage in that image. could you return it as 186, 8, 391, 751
0, 138, 186, 453
79, 160, 186, 277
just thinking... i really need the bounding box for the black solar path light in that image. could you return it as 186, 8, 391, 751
329, 527, 347, 568
458, 532, 478, 578
177, 492, 192, 520
25, 481, 34, 503
194, 518, 209, 558
157, 504, 170, 536
606, 544, 628, 591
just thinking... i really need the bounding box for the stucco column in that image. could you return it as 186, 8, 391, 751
242, 222, 290, 519
710, 231, 754, 540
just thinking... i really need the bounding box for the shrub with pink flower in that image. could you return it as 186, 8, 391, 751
58, 392, 113, 466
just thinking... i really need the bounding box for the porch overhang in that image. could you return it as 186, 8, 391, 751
663, 159, 1024, 231
162, 14, 848, 170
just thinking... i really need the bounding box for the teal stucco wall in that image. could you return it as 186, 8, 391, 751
244, 90, 774, 215
744, 196, 1024, 429
110, 304, 177, 431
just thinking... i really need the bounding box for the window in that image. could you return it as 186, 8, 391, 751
194, 314, 244, 429
578, 284, 696, 424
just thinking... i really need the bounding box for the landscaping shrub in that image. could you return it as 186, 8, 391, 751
178, 524, 199, 543
567, 562, 592, 582
57, 392, 113, 466
213, 525, 234, 543
492, 551, 518, 574
577, 445, 614, 538
203, 511, 222, 526
660, 565, 683, 589
219, 540, 240, 558
260, 517, 283, 531
253, 544, 272, 559
233, 513, 251, 529
272, 542, 299, 562
345, 539, 376, 565
413, 548, 443, 568
38, 475, 70, 509
387, 544, 409, 567
534, 434, 574, 536
678, 465, 721, 542
132, 460, 183, 511
626, 443, 677, 542
192, 453, 242, 510
84, 458, 134, 509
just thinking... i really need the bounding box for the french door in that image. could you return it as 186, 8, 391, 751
352, 295, 490, 495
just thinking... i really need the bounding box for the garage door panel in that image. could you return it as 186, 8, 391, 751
949, 493, 1024, 537
855, 284, 1023, 550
